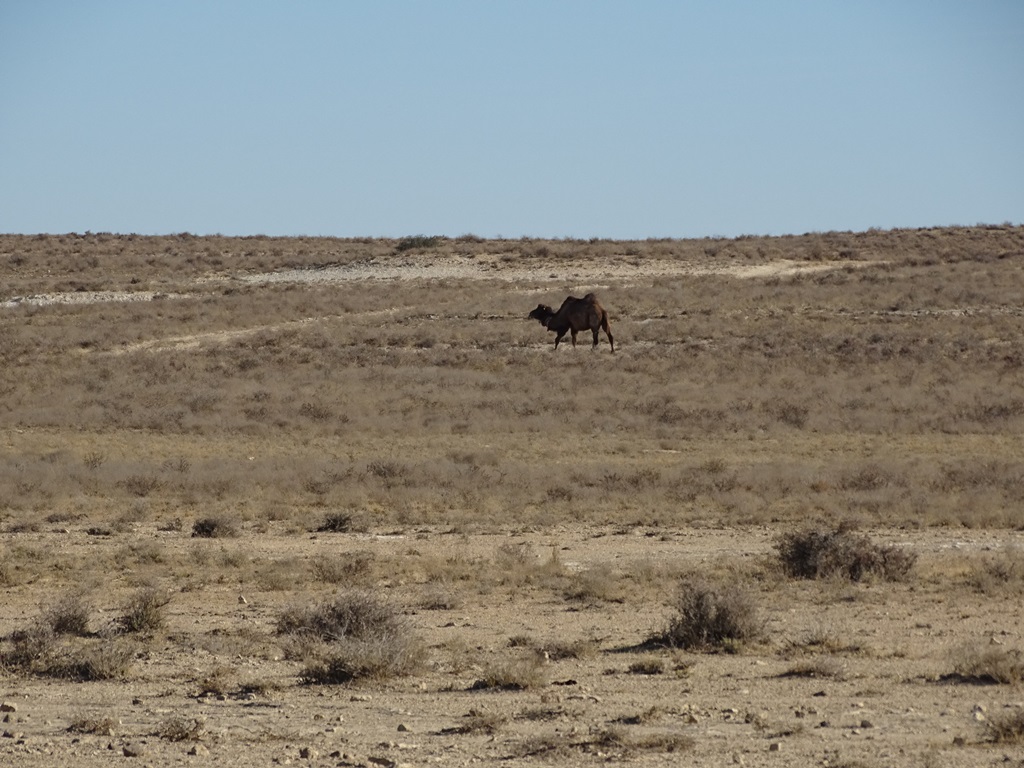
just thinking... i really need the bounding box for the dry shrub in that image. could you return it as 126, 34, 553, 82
115, 587, 170, 634
67, 716, 117, 736
2, 623, 56, 671
156, 716, 206, 742
564, 564, 627, 603
517, 726, 692, 759
36, 639, 136, 681
311, 551, 375, 584
777, 657, 847, 680
535, 638, 599, 661
315, 511, 353, 533
442, 709, 507, 735
948, 645, 1024, 685
191, 515, 240, 538
628, 657, 665, 675
775, 527, 916, 582
471, 655, 547, 691
987, 709, 1024, 744
277, 591, 424, 684
43, 591, 92, 636
971, 546, 1024, 595
651, 578, 761, 651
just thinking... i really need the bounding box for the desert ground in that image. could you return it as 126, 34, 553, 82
1, 227, 1024, 767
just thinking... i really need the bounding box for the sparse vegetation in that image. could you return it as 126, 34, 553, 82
1, 227, 1023, 765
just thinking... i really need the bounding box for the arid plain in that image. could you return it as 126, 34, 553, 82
2, 227, 1024, 767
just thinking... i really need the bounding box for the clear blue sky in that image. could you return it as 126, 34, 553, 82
1, 1, 1021, 239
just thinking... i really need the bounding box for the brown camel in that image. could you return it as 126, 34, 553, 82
528, 293, 614, 352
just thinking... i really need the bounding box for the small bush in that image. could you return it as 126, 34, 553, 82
156, 716, 206, 742
396, 235, 442, 252
971, 547, 1024, 595
115, 587, 170, 634
277, 591, 424, 684
298, 636, 424, 684
191, 516, 240, 538
651, 578, 761, 651
2, 623, 56, 671
43, 592, 92, 636
948, 645, 1024, 685
311, 552, 375, 584
775, 528, 916, 582
41, 640, 136, 681
315, 512, 353, 533
471, 656, 547, 690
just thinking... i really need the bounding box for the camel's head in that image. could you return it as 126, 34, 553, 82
528, 304, 554, 326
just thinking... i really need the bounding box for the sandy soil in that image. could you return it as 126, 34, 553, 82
2, 525, 1023, 767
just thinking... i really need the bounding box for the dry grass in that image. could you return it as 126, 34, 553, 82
2, 227, 1022, 532
1, 228, 1023, 763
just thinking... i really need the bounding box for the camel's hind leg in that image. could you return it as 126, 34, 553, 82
601, 313, 614, 353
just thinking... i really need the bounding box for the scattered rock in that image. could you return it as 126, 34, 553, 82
396, 723, 409, 732
860, 719, 873, 729
0, 703, 16, 713
299, 746, 318, 759
123, 743, 146, 757
768, 742, 782, 752
188, 744, 209, 756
